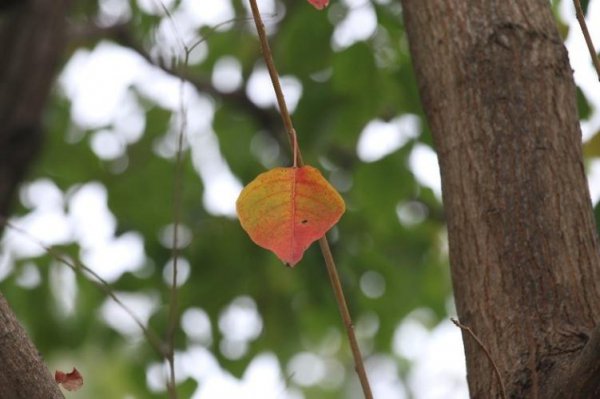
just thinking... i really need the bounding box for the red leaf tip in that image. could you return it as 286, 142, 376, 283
308, 0, 329, 10
55, 367, 83, 392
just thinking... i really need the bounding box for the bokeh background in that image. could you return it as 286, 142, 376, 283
1, 0, 599, 397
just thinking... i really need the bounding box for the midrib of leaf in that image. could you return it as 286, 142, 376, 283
289, 167, 298, 264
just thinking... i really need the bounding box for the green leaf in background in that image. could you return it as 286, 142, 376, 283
577, 86, 592, 120
584, 130, 600, 158
581, 0, 590, 15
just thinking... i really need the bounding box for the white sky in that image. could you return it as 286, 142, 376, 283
2, 0, 600, 398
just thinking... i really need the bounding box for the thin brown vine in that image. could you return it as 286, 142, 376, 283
247, 1, 373, 397
451, 318, 507, 399
1, 218, 165, 357
573, 0, 600, 81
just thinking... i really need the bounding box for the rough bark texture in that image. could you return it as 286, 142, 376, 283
0, 0, 67, 217
0, 0, 68, 398
400, 1, 600, 398
0, 294, 64, 398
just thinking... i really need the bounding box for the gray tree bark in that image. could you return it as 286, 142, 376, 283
401, 0, 600, 398
0, 0, 69, 397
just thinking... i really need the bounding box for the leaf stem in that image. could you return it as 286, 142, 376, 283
292, 128, 298, 168
573, 0, 600, 82
248, 1, 372, 397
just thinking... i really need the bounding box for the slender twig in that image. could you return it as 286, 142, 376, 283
70, 14, 254, 397
247, 1, 372, 397
573, 0, 600, 81
1, 219, 165, 357
164, 52, 188, 399
161, 18, 206, 399
248, 0, 304, 166
149, 4, 195, 397
161, 12, 223, 397
451, 318, 507, 399
318, 237, 373, 398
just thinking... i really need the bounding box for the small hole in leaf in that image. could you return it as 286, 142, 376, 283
301, 219, 308, 224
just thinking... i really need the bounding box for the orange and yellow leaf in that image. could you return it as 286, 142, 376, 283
236, 166, 345, 266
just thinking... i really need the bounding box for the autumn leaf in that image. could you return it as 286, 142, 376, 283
55, 368, 83, 392
236, 166, 345, 266
308, 0, 329, 10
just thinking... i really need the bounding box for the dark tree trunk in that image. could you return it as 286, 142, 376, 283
0, 0, 69, 397
0, 0, 67, 215
400, 0, 600, 398
0, 294, 64, 399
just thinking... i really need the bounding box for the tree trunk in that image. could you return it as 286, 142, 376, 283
0, 294, 65, 399
0, 0, 68, 397
400, 0, 600, 398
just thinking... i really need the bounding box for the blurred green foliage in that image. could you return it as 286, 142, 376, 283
1, 0, 594, 398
